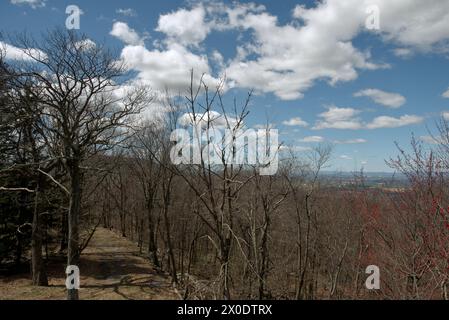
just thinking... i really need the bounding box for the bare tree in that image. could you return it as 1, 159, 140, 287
130, 125, 163, 267
168, 73, 256, 299
12, 29, 150, 299
282, 144, 332, 299
387, 131, 449, 299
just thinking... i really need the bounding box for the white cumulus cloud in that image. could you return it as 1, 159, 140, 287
314, 106, 362, 130
119, 43, 220, 93
366, 115, 424, 129
0, 41, 46, 61
110, 22, 144, 46
113, 1, 449, 103
354, 89, 406, 108
313, 105, 423, 130
282, 117, 308, 127
156, 6, 210, 47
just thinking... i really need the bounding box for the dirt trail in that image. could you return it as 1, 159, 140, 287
0, 228, 180, 300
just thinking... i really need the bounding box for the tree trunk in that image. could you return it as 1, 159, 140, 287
258, 213, 270, 300
220, 237, 232, 300
296, 194, 312, 300
441, 279, 448, 300
59, 208, 68, 253
162, 187, 177, 284
67, 161, 81, 300
14, 233, 22, 268
147, 200, 160, 267
31, 176, 48, 286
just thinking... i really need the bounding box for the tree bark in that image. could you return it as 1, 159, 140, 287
67, 161, 81, 300
31, 176, 48, 286
147, 199, 160, 267
162, 180, 177, 284
59, 209, 68, 253
220, 237, 232, 300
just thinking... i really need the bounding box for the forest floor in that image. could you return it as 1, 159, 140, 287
0, 228, 180, 300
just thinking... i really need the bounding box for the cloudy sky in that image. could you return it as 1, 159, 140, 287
1, 0, 449, 172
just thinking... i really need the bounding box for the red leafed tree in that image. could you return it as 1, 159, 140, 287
387, 133, 449, 299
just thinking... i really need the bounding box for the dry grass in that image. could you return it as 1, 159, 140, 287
0, 228, 180, 300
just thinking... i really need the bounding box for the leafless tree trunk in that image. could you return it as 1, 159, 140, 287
30, 173, 48, 286
283, 144, 332, 299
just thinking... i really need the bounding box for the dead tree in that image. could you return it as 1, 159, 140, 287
169, 73, 257, 299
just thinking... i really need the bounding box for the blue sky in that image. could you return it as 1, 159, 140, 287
1, 0, 449, 172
